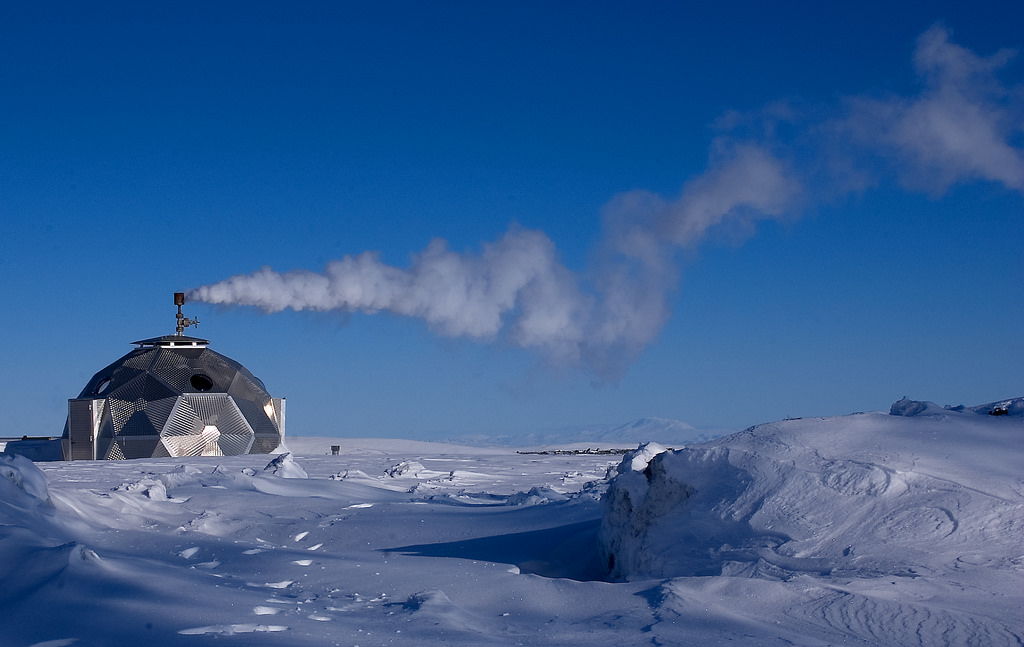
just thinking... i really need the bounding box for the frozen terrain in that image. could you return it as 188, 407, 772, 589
1, 399, 1022, 646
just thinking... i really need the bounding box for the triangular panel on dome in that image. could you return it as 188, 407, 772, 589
83, 364, 144, 398
118, 409, 159, 437
143, 396, 178, 432
173, 346, 206, 361
228, 371, 267, 404
192, 350, 242, 392
108, 393, 145, 434
105, 443, 126, 460
150, 349, 195, 391
123, 349, 158, 371
161, 433, 218, 458
107, 371, 147, 401
151, 440, 172, 458
218, 432, 254, 455
181, 394, 253, 437
141, 374, 178, 402
106, 373, 176, 437
233, 398, 278, 437
160, 398, 214, 457
162, 397, 205, 437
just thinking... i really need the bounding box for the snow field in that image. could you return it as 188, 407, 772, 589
1, 402, 1021, 646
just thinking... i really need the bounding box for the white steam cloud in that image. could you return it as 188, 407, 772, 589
190, 144, 796, 379
844, 25, 1024, 192
190, 26, 1023, 378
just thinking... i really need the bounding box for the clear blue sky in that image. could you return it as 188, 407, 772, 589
3, 1, 1021, 439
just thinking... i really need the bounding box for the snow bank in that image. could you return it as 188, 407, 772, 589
600, 405, 1024, 581
616, 441, 667, 474
598, 402, 1024, 643
0, 453, 52, 509
0, 452, 71, 553
0, 453, 127, 614
890, 395, 1024, 417
969, 396, 1024, 416
889, 396, 950, 416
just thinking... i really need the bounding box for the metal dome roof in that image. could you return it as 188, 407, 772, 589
61, 294, 284, 460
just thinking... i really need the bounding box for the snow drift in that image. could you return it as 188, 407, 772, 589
600, 398, 1024, 644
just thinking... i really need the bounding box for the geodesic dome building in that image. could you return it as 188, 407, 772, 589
61, 310, 284, 461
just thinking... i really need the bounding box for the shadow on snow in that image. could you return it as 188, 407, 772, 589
382, 519, 608, 582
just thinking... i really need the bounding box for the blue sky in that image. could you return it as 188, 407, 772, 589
3, 1, 1021, 439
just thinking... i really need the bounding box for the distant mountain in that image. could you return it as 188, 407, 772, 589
447, 417, 729, 448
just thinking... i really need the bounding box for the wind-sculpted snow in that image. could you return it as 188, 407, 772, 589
2, 405, 1021, 645
600, 409, 1024, 645
262, 452, 309, 479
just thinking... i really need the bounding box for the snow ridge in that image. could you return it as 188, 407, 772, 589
599, 405, 1024, 645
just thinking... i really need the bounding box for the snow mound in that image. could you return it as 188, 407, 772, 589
600, 406, 1024, 579
890, 395, 1024, 417
0, 454, 73, 550
385, 461, 427, 477
0, 453, 52, 509
262, 452, 308, 479
396, 589, 486, 633
617, 441, 668, 474
0, 454, 145, 619
969, 396, 1024, 416
505, 486, 569, 506
599, 406, 1024, 643
889, 396, 949, 416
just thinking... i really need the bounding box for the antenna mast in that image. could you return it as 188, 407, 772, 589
174, 292, 199, 335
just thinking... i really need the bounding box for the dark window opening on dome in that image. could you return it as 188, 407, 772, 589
95, 377, 112, 395
190, 374, 214, 391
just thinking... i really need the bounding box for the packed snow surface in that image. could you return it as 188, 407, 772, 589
2, 401, 1022, 646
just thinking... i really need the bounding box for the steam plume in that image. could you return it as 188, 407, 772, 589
190, 26, 1023, 378
843, 25, 1024, 192
189, 143, 797, 378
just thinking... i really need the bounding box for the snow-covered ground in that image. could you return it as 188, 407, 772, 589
2, 399, 1022, 646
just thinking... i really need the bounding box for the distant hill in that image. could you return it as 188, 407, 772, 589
445, 417, 729, 449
